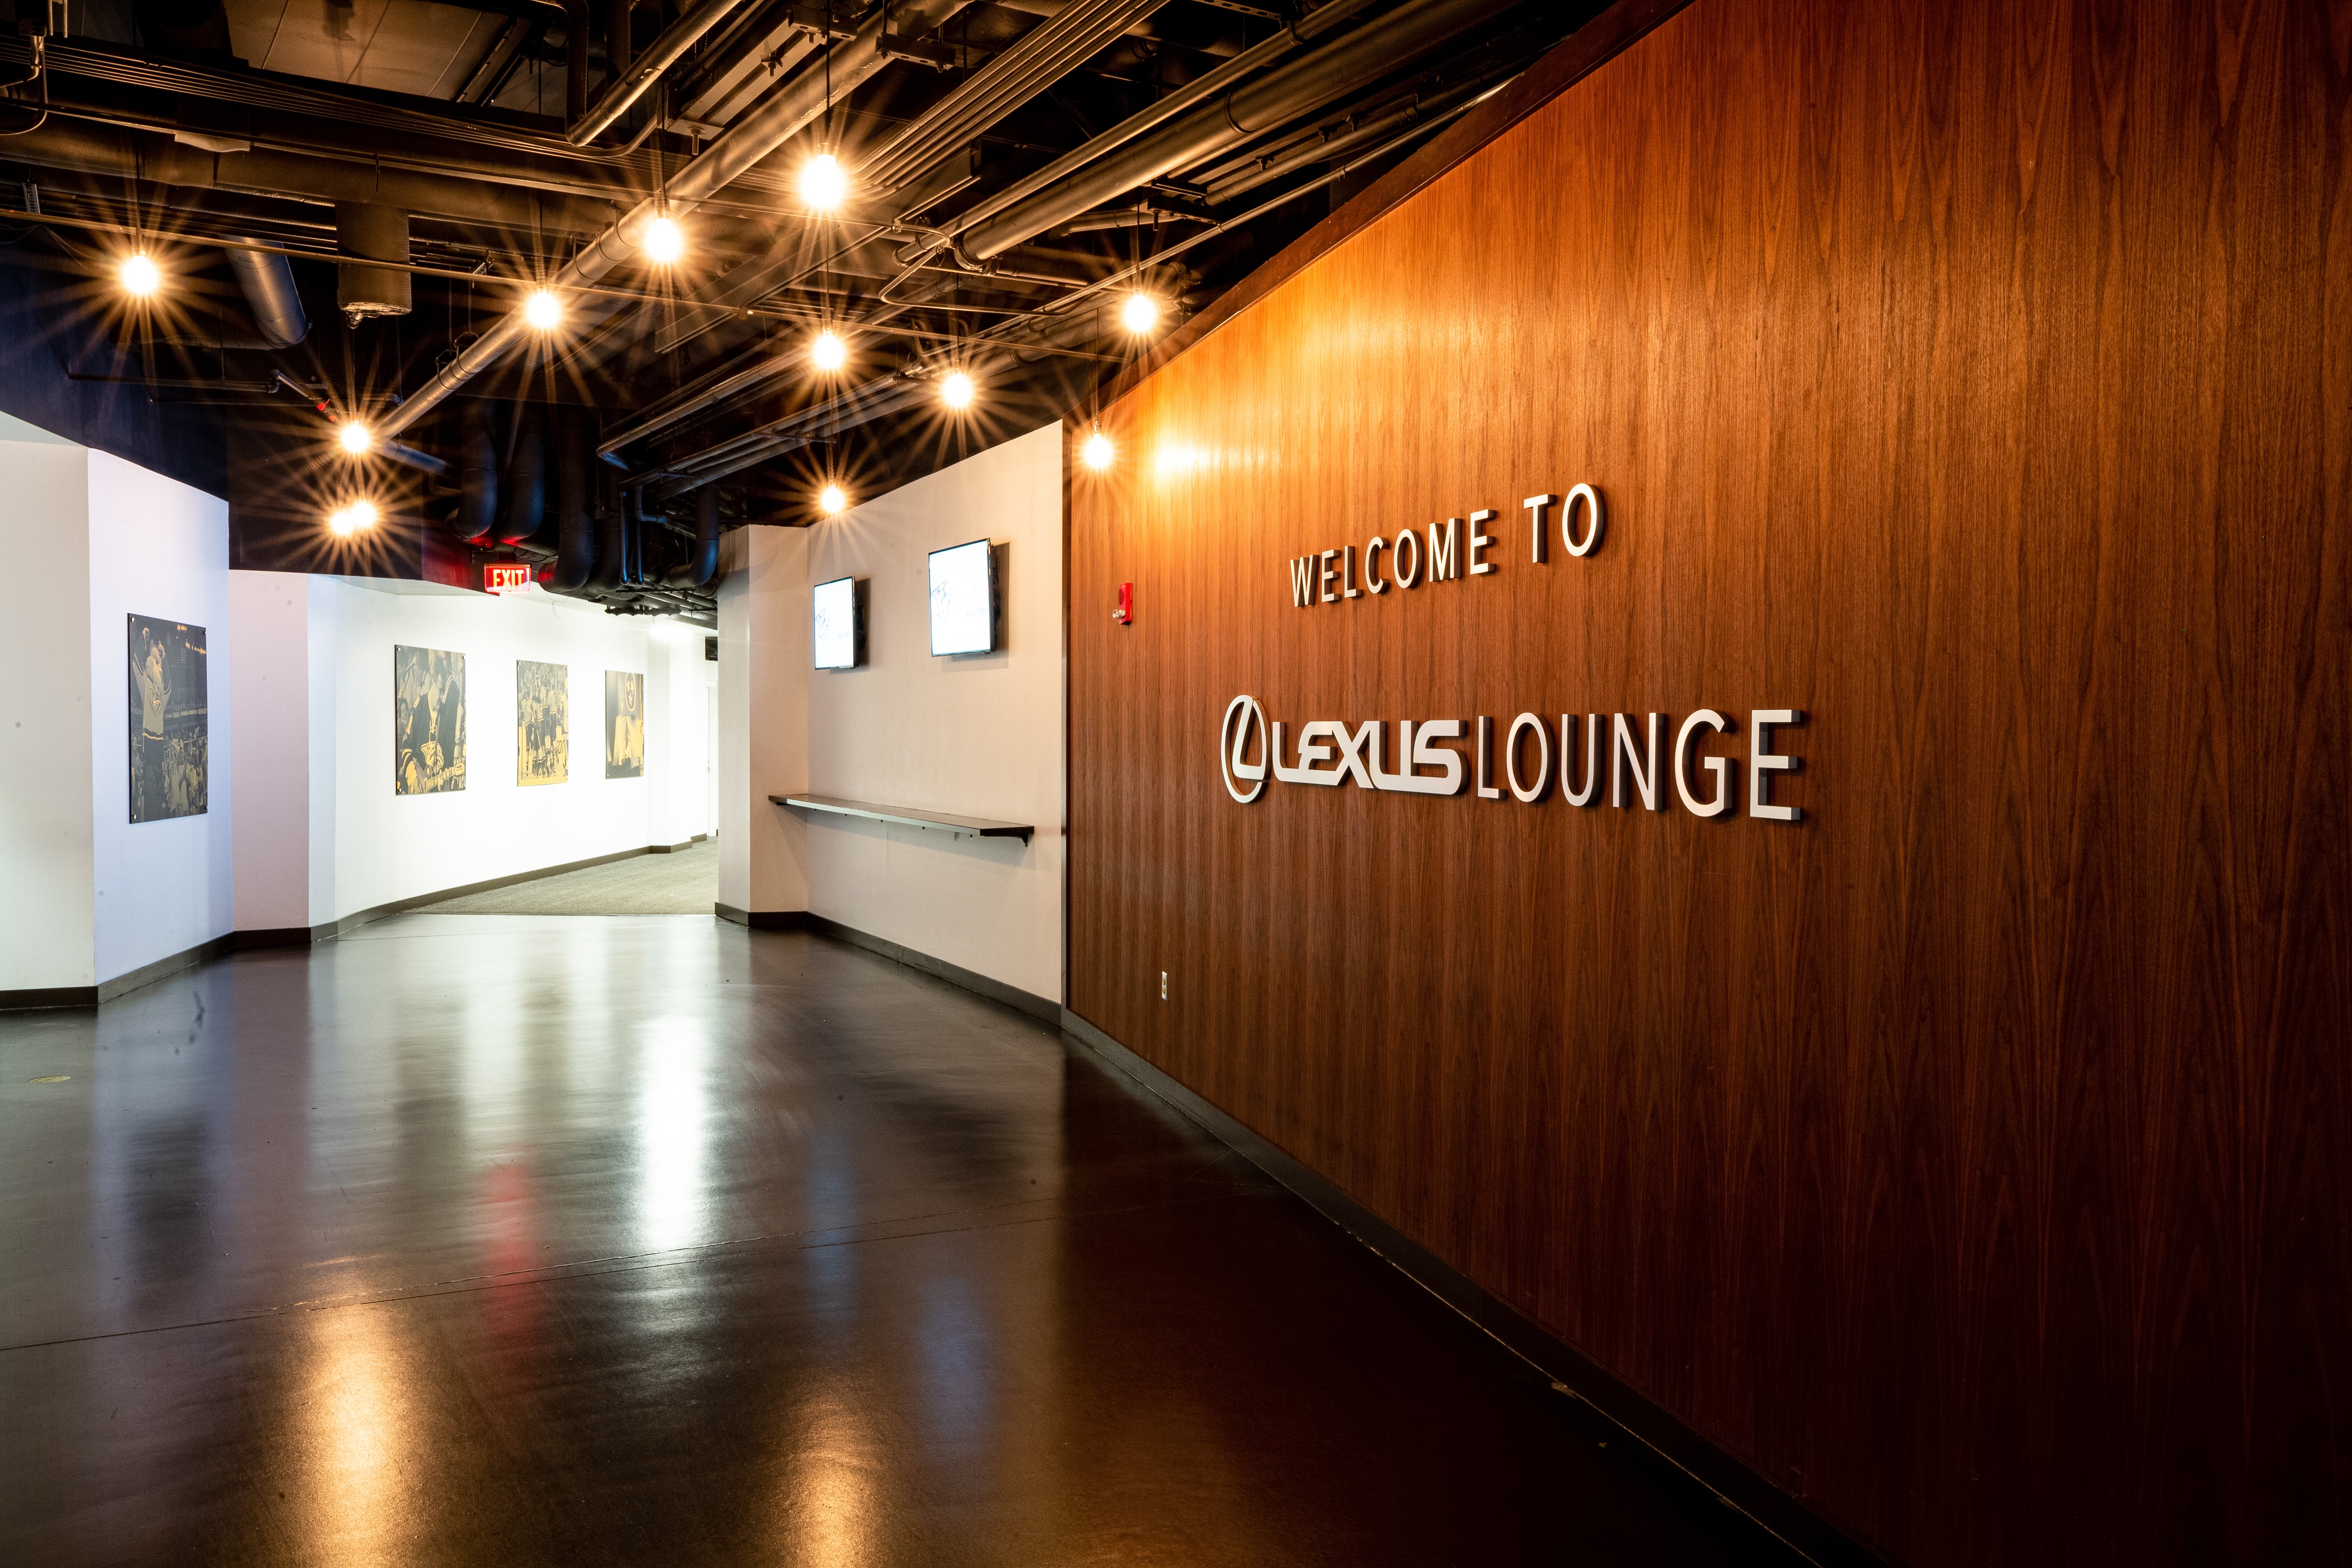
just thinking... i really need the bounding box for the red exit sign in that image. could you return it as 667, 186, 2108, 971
485, 563, 534, 594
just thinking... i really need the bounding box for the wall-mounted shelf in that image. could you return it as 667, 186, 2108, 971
773, 794, 1033, 844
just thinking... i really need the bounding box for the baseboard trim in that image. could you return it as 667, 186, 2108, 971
714, 904, 807, 930
802, 913, 1060, 1023
1056, 1007, 1884, 1568
1, 931, 238, 1012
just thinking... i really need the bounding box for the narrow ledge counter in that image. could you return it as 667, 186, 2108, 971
773, 794, 1035, 844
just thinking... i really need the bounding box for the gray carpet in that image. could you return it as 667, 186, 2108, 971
421, 837, 719, 915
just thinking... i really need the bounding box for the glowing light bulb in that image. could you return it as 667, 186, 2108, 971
1082, 430, 1113, 470
523, 289, 564, 330
940, 370, 974, 410
818, 483, 847, 515
1120, 292, 1160, 334
328, 499, 380, 537
337, 420, 374, 455
119, 252, 161, 298
811, 330, 846, 372
799, 152, 847, 212
643, 215, 685, 264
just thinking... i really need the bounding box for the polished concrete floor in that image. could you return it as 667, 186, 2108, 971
1, 916, 1794, 1566
421, 838, 719, 915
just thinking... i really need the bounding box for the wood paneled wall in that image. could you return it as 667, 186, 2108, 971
1065, 0, 2352, 1561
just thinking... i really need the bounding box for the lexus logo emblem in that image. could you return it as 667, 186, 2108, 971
1219, 694, 1268, 804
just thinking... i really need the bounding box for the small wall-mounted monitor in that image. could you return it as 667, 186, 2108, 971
927, 538, 998, 656
812, 575, 865, 670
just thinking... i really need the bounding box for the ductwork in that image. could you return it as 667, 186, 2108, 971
552, 410, 597, 590
334, 202, 411, 323
373, 0, 979, 444
497, 405, 547, 545
450, 402, 502, 541
593, 454, 629, 589
223, 243, 308, 347
957, 0, 1510, 260
666, 486, 721, 588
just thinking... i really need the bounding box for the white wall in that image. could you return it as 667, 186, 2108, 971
316, 581, 676, 921
88, 451, 234, 982
228, 575, 708, 928
0, 421, 97, 991
0, 414, 233, 994
804, 421, 1065, 1004
717, 525, 809, 915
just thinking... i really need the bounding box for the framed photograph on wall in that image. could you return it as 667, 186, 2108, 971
395, 646, 467, 795
127, 614, 207, 823
517, 660, 568, 785
604, 670, 644, 778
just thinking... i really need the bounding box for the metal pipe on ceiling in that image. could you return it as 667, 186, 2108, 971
0, 120, 626, 233
568, 0, 750, 146
956, 0, 1521, 260
223, 243, 309, 347
372, 0, 981, 445
893, 0, 1383, 270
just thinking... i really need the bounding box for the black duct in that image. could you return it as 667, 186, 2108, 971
551, 410, 597, 590
495, 405, 546, 544
448, 402, 501, 541
223, 244, 308, 348
592, 458, 629, 589
666, 487, 721, 588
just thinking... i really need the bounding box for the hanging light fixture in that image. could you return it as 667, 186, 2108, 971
811, 330, 847, 372
799, 153, 848, 213
328, 499, 380, 536
642, 215, 686, 264
523, 289, 564, 330
336, 420, 375, 455
1120, 292, 1160, 334
818, 483, 847, 515
940, 370, 974, 411
1082, 428, 1113, 470
118, 252, 162, 298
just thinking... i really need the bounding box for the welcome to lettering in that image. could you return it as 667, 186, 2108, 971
1288, 486, 1604, 606
1219, 697, 1806, 823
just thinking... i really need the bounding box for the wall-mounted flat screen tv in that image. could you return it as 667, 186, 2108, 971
812, 575, 863, 669
927, 538, 997, 656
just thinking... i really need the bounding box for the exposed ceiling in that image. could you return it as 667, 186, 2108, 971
0, 0, 1598, 617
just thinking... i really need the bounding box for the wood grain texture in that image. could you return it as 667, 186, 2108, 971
1065, 0, 2352, 1562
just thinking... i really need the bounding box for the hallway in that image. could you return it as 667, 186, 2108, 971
0, 918, 1785, 1566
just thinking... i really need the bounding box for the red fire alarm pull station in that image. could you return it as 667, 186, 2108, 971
1114, 582, 1133, 624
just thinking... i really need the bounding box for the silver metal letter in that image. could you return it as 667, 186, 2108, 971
1381, 718, 1465, 795
1319, 549, 1339, 604
1523, 494, 1557, 564
1612, 712, 1664, 811
1289, 556, 1315, 607
1562, 714, 1601, 806
1563, 483, 1604, 557
1332, 721, 1378, 788
1365, 536, 1390, 594
1292, 720, 1343, 785
1220, 695, 1268, 804
1393, 528, 1423, 588
1343, 543, 1361, 599
1673, 708, 1734, 817
1506, 713, 1552, 802
1271, 720, 1311, 784
1475, 715, 1502, 798
1428, 518, 1459, 581
1750, 708, 1805, 822
1468, 509, 1498, 575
